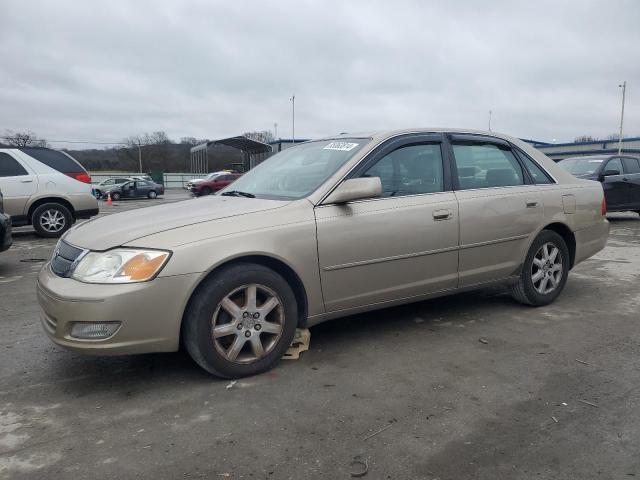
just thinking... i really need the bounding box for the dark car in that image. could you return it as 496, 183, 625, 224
0, 189, 12, 252
104, 179, 164, 201
186, 172, 242, 196
558, 155, 640, 214
92, 177, 132, 198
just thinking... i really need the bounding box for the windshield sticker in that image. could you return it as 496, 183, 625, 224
323, 142, 359, 151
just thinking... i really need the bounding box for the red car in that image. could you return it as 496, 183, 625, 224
185, 172, 242, 196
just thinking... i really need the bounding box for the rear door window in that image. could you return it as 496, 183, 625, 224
0, 152, 29, 177
19, 148, 86, 174
622, 158, 640, 174
452, 142, 524, 189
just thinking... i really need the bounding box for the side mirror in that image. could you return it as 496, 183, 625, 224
602, 169, 620, 177
323, 177, 382, 205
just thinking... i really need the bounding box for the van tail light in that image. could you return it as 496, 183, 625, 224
601, 196, 607, 216
66, 172, 92, 184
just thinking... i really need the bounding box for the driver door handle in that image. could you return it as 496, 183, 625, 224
526, 200, 539, 208
21, 179, 33, 183
433, 209, 452, 221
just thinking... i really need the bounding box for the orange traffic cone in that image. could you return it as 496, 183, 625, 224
106, 192, 113, 206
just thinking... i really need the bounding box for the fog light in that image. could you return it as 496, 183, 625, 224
70, 322, 121, 340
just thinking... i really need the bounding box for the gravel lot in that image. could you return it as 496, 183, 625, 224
1, 191, 639, 479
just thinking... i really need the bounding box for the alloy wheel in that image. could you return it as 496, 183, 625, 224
211, 283, 284, 364
39, 209, 66, 233
531, 242, 563, 294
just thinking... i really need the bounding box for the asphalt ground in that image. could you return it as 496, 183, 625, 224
1, 190, 639, 479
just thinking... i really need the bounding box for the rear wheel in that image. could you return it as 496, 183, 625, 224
32, 203, 72, 238
200, 186, 212, 196
147, 190, 157, 199
183, 263, 298, 378
510, 230, 570, 306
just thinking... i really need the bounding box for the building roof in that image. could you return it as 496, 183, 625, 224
191, 136, 272, 154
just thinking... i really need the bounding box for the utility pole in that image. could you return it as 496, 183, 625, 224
488, 110, 492, 131
290, 94, 295, 144
138, 140, 143, 173
274, 122, 278, 139
618, 81, 627, 155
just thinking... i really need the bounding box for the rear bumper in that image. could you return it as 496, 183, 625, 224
574, 218, 610, 266
37, 264, 199, 355
0, 214, 12, 252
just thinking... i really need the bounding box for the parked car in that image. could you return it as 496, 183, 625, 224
0, 188, 12, 252
38, 129, 609, 378
103, 179, 164, 200
92, 177, 132, 199
558, 155, 640, 214
186, 171, 242, 196
0, 147, 98, 237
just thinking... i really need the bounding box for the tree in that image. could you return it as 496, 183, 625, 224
574, 135, 596, 143
242, 130, 274, 144
2, 129, 48, 147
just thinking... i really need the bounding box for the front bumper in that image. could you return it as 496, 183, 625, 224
0, 214, 12, 252
37, 264, 200, 355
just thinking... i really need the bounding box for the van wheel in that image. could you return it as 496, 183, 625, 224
183, 263, 298, 378
510, 230, 570, 306
32, 203, 72, 238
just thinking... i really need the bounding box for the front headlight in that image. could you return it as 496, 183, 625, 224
71, 249, 171, 284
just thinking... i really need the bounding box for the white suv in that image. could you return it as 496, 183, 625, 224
0, 148, 98, 237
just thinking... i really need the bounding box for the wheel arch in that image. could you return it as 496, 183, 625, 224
542, 222, 576, 269
179, 254, 310, 344
27, 197, 76, 223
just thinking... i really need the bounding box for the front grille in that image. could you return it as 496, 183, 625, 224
51, 240, 84, 277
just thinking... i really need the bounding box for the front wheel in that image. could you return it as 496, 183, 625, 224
110, 191, 121, 201
510, 230, 570, 306
147, 190, 157, 199
200, 187, 212, 196
183, 263, 298, 378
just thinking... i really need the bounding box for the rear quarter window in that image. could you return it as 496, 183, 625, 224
19, 148, 86, 174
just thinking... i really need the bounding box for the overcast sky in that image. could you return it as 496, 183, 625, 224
1, 0, 638, 148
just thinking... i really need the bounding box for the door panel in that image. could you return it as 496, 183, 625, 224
0, 152, 37, 217
455, 187, 543, 286
622, 158, 640, 208
315, 193, 459, 312
447, 136, 543, 286
601, 158, 628, 208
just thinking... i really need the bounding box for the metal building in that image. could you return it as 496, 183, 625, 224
190, 136, 272, 173
524, 137, 640, 161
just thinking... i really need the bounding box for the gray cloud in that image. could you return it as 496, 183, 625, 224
1, 0, 638, 148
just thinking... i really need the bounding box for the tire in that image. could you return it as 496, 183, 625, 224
110, 192, 121, 201
32, 203, 73, 238
183, 263, 298, 378
147, 190, 157, 199
200, 187, 212, 196
510, 230, 570, 306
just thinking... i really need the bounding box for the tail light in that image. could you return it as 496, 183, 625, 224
66, 172, 92, 184
601, 196, 607, 216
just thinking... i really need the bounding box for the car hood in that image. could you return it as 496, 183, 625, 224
64, 196, 288, 251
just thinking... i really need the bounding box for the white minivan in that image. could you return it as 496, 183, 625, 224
0, 147, 98, 237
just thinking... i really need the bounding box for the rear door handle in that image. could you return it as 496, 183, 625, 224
433, 209, 452, 220
526, 200, 539, 208
20, 179, 33, 183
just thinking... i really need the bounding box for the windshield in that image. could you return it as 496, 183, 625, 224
205, 173, 222, 180
219, 139, 369, 200
558, 158, 604, 175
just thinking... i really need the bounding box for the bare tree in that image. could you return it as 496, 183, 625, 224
2, 129, 48, 147
574, 135, 596, 143
243, 130, 274, 144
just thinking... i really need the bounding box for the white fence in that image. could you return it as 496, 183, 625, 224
89, 172, 208, 189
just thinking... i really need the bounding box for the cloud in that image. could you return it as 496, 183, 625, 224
0, 0, 638, 148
